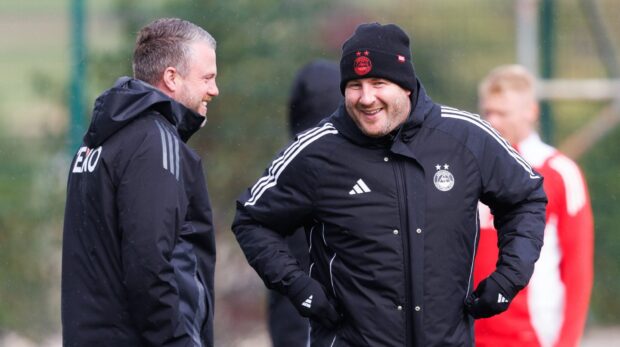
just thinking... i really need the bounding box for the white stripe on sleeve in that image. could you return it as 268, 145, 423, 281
245, 123, 338, 207
155, 120, 169, 170
441, 106, 540, 179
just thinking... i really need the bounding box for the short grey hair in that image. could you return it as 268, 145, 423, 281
132, 18, 216, 85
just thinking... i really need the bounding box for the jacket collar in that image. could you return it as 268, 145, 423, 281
84, 77, 204, 147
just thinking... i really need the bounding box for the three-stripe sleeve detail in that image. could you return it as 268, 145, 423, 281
155, 121, 168, 170
155, 120, 180, 180
244, 123, 338, 206
440, 106, 540, 179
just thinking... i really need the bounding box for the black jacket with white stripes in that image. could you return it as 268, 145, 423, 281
232, 80, 547, 347
62, 77, 215, 346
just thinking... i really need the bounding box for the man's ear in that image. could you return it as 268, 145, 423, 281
162, 67, 178, 92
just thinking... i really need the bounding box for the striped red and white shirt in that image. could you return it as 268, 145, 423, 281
474, 133, 594, 347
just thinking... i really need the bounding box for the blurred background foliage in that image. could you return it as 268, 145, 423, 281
1, 0, 620, 345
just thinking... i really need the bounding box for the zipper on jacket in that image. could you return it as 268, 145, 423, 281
394, 160, 414, 346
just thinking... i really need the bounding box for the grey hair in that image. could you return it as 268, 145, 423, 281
132, 18, 216, 85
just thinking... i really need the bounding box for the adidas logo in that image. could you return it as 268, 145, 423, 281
302, 295, 313, 308
349, 179, 371, 195
497, 293, 509, 304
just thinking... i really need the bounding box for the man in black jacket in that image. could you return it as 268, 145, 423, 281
268, 59, 342, 347
232, 23, 547, 346
62, 18, 218, 346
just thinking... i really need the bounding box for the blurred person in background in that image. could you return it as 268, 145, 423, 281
475, 64, 594, 347
232, 23, 547, 346
268, 59, 342, 347
62, 18, 219, 346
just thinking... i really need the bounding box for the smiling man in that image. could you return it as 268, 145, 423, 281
232, 23, 547, 346
62, 18, 218, 346
344, 77, 411, 137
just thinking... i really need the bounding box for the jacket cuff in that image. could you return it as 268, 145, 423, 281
489, 272, 519, 299
287, 274, 312, 299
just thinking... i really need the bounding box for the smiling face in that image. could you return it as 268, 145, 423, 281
175, 41, 219, 117
478, 65, 539, 146
479, 89, 538, 146
344, 77, 411, 137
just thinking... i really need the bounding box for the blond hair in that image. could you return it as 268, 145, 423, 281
478, 64, 536, 101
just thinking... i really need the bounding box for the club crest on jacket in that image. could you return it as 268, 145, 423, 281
433, 163, 454, 192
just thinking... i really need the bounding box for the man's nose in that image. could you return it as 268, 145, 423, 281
209, 81, 219, 97
358, 84, 376, 105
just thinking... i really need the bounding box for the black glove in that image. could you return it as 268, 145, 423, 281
288, 275, 341, 329
465, 275, 515, 319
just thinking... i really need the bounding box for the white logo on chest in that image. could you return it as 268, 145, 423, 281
433, 164, 454, 192
349, 178, 371, 195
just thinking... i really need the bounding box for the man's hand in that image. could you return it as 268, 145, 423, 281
465, 276, 514, 319
288, 275, 341, 329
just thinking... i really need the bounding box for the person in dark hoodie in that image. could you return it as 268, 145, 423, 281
232, 23, 547, 346
268, 59, 342, 347
62, 18, 218, 346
